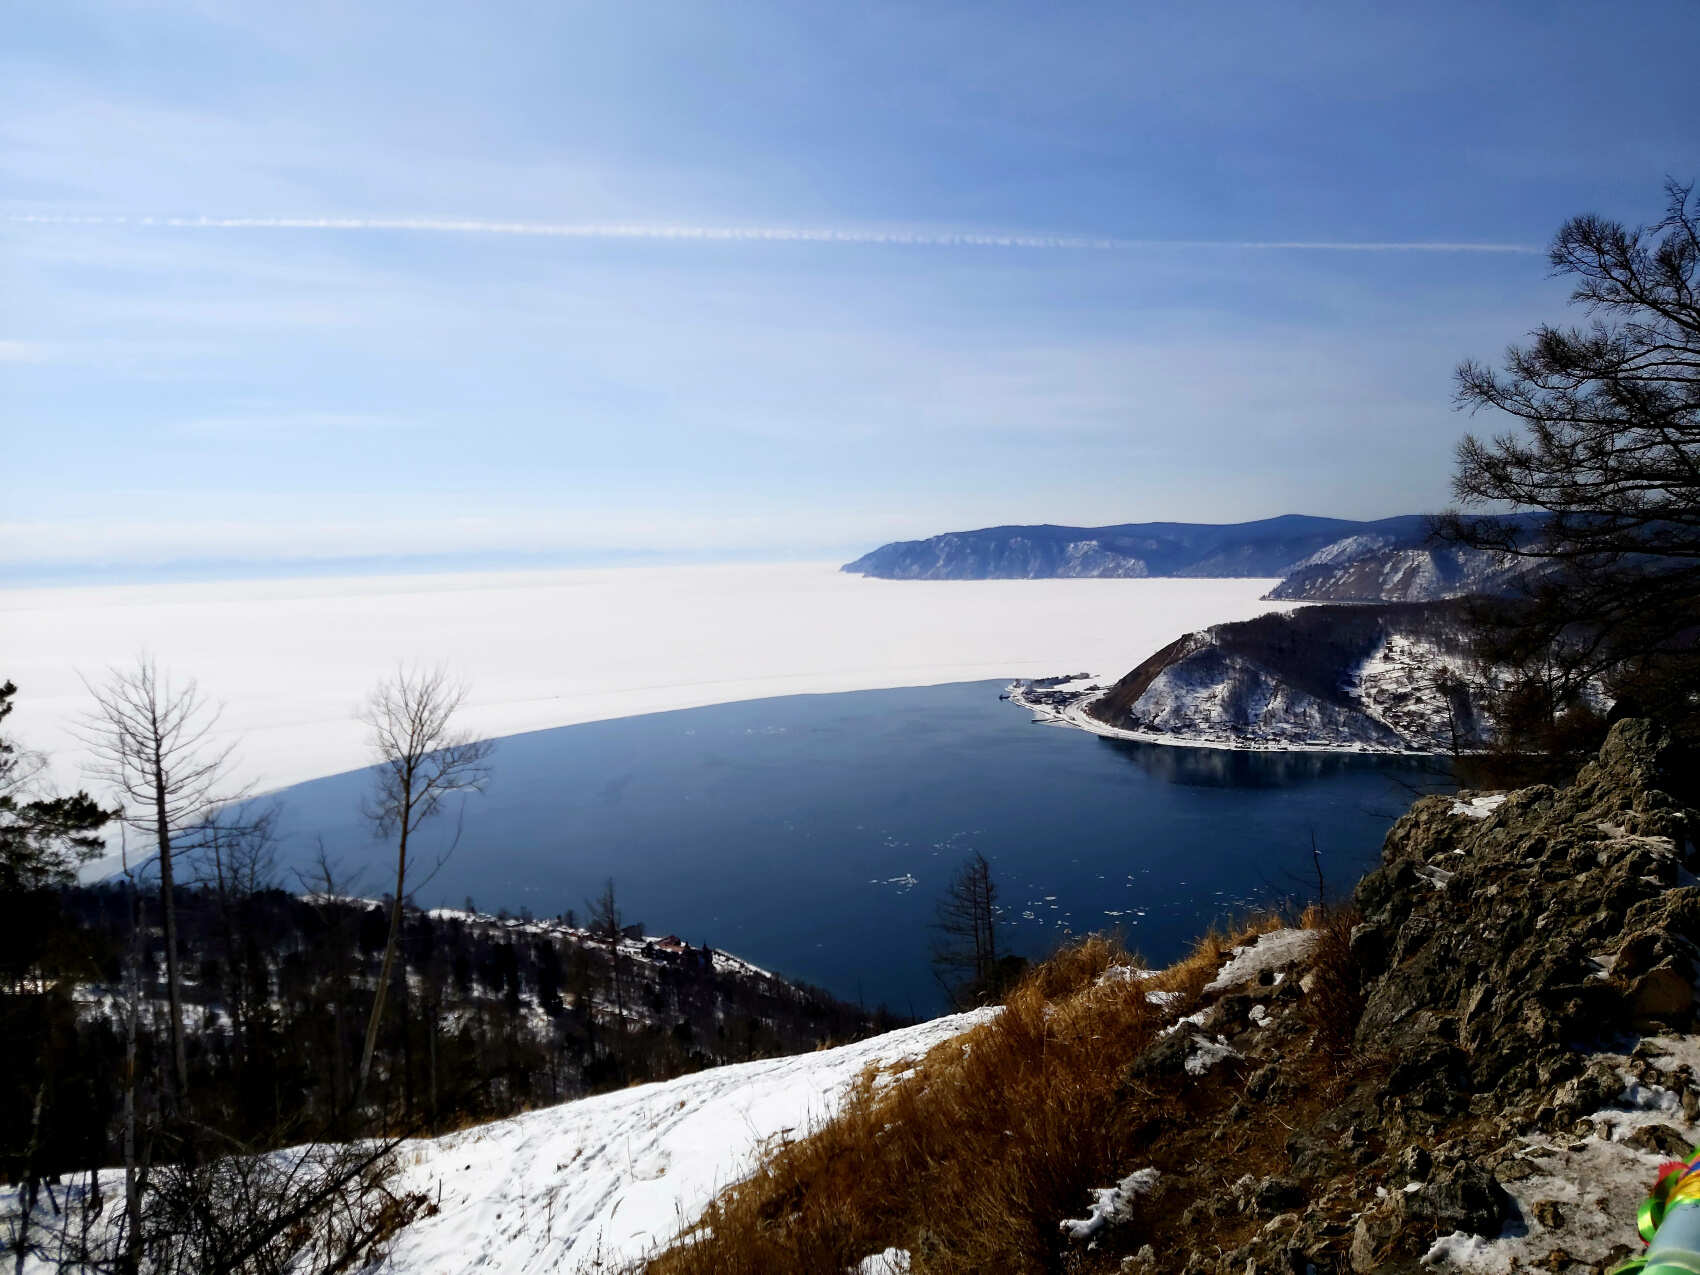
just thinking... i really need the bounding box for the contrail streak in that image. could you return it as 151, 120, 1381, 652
5, 213, 1542, 253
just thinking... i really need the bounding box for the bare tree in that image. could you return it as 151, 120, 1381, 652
585, 878, 628, 1067
116, 837, 153, 1275
136, 1135, 424, 1275
354, 666, 492, 1111
930, 852, 1003, 1009
196, 803, 281, 1070
81, 657, 243, 1099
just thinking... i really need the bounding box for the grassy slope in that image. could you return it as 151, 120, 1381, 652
635, 914, 1360, 1275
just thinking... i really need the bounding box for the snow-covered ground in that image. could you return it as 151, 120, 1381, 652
374, 1008, 996, 1273
1348, 633, 1477, 748
3, 564, 1282, 797
0, 1009, 994, 1274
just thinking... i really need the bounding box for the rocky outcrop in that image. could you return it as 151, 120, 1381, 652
1322, 721, 1695, 1272
1353, 719, 1698, 1105
1085, 722, 1700, 1273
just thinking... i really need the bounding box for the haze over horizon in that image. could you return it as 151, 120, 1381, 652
7, 1, 1699, 581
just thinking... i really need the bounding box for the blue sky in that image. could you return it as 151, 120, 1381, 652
6, 1, 1698, 577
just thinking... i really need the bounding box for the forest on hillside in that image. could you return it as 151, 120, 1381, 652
3, 878, 894, 1191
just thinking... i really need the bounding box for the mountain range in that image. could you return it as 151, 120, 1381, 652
843, 513, 1539, 602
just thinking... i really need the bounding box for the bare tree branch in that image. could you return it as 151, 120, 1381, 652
353, 664, 493, 1113
78, 656, 248, 1099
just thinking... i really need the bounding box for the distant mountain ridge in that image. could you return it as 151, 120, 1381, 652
843, 513, 1540, 602
1266, 541, 1535, 603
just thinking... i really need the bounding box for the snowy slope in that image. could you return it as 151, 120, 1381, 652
1280, 533, 1395, 572
373, 1009, 995, 1273
1110, 643, 1407, 749
1348, 633, 1481, 749
1, 1012, 992, 1274
1267, 542, 1529, 602
1012, 620, 1487, 754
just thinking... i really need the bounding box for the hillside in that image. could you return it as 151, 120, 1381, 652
376, 1009, 995, 1272
1, 1009, 993, 1274
1267, 541, 1532, 603
1017, 602, 1487, 753
1, 885, 896, 1192
842, 515, 1534, 601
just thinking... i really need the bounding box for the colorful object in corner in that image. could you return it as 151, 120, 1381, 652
1615, 1148, 1700, 1274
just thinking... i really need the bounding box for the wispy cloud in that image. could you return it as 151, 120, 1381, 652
0, 339, 63, 363
5, 214, 1542, 254
169, 411, 412, 440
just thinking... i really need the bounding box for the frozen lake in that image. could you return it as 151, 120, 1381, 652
4, 563, 1286, 794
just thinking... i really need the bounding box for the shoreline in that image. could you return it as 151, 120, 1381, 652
1005, 678, 1443, 758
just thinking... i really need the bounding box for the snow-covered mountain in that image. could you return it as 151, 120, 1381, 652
1265, 540, 1532, 602
843, 513, 1539, 601
841, 514, 1440, 582
1014, 602, 1488, 753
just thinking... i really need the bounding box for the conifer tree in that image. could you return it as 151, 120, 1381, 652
1445, 179, 1700, 751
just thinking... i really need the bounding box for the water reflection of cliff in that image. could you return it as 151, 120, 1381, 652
1095, 736, 1453, 791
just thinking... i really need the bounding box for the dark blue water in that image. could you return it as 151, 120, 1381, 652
261, 681, 1446, 1014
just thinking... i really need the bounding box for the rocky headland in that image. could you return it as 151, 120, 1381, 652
1014, 602, 1487, 754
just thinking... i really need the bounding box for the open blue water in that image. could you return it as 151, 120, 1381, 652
261, 680, 1446, 1014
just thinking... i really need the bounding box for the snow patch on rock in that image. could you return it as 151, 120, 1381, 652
1423, 1230, 1511, 1271
1450, 794, 1508, 820
853, 1247, 911, 1274
1059, 1168, 1161, 1242
1203, 929, 1321, 993
1183, 1035, 1239, 1075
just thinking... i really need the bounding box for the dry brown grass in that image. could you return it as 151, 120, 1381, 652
637, 918, 1316, 1275
1300, 904, 1364, 1065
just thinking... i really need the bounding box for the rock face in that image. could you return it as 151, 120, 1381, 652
1353, 719, 1699, 1105
1087, 722, 1700, 1274
1327, 719, 1699, 1272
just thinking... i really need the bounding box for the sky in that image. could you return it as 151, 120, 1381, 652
5, 0, 1699, 579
